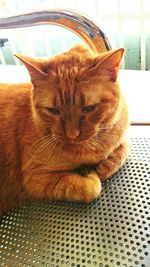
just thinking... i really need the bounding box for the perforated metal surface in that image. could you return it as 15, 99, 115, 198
0, 138, 150, 267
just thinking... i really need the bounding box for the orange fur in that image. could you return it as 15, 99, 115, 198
0, 45, 129, 214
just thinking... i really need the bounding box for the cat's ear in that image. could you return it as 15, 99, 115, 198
14, 54, 48, 82
87, 48, 124, 81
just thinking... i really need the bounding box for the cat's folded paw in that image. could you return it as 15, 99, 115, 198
96, 160, 113, 181
96, 142, 128, 181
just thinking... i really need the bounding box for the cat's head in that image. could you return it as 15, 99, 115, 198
15, 45, 124, 144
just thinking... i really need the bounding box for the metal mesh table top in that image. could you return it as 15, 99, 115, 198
0, 137, 150, 267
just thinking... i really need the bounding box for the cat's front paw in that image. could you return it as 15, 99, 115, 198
79, 171, 101, 203
41, 170, 101, 204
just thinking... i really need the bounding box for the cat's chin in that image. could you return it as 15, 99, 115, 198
54, 133, 97, 145
63, 137, 92, 145
64, 139, 84, 145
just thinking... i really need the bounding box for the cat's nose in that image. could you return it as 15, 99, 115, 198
66, 129, 80, 139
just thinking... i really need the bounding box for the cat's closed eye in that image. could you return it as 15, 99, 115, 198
47, 107, 61, 115
82, 104, 97, 113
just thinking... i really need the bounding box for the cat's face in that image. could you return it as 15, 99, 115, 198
16, 45, 124, 144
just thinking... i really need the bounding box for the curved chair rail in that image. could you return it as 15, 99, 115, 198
0, 9, 111, 53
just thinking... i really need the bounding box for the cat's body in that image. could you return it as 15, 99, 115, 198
0, 45, 129, 214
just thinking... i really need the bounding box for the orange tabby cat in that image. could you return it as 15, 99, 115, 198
0, 45, 129, 214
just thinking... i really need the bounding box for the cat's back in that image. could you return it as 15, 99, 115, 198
0, 83, 32, 121
0, 82, 32, 147
0, 82, 31, 104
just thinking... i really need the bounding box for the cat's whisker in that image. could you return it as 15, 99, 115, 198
98, 133, 119, 140
31, 140, 54, 162
84, 137, 105, 150
46, 139, 63, 163
26, 141, 51, 166
28, 134, 53, 152
48, 140, 60, 153
96, 133, 119, 143
25, 136, 59, 167
98, 125, 127, 131
90, 141, 104, 150
97, 117, 129, 132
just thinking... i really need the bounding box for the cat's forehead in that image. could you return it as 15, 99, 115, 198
47, 46, 93, 77
47, 75, 105, 107
47, 60, 86, 81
